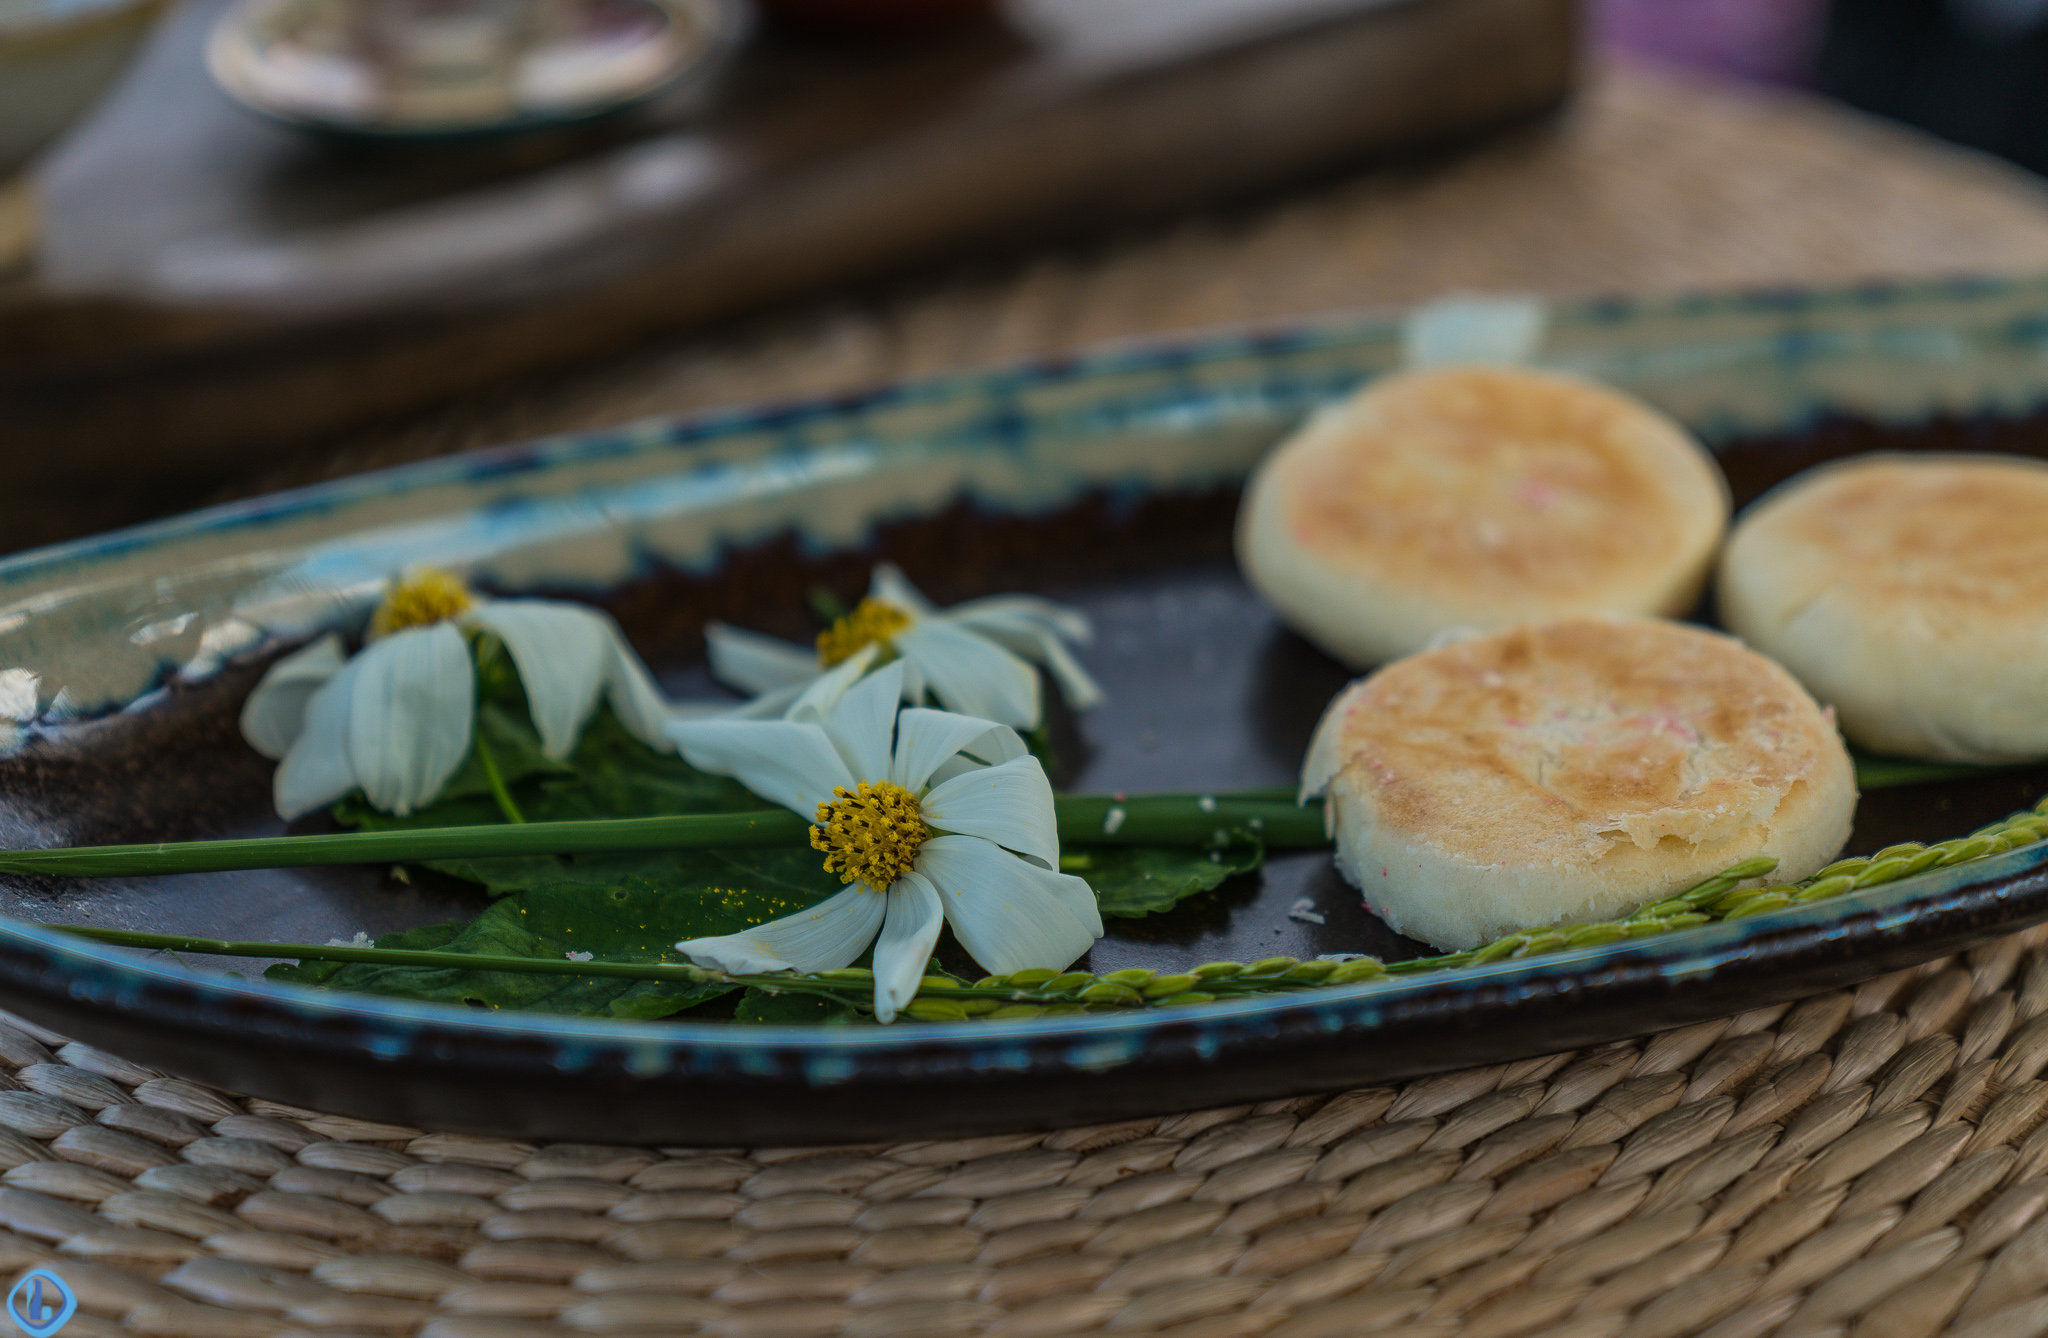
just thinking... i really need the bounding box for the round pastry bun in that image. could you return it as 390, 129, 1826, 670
1303, 616, 1856, 951
1720, 452, 2048, 763
1238, 364, 1729, 668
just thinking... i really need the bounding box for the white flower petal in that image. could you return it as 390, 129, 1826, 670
602, 626, 681, 751
920, 754, 1059, 868
970, 723, 1029, 765
890, 708, 1014, 792
893, 621, 1039, 727
676, 883, 886, 975
0, 669, 38, 723
667, 701, 738, 721
946, 597, 1092, 644
916, 834, 1101, 974
238, 634, 345, 760
821, 660, 903, 784
667, 719, 855, 816
272, 652, 365, 819
923, 755, 981, 788
345, 623, 475, 816
869, 563, 940, 618
467, 602, 609, 760
1062, 879, 1105, 940
705, 622, 822, 694
683, 681, 805, 721
943, 603, 1102, 709
897, 656, 926, 707
784, 642, 880, 725
1035, 633, 1104, 710
873, 872, 944, 1023
965, 620, 1105, 710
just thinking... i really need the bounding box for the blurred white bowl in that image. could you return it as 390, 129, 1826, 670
1, 0, 166, 177
204, 0, 738, 138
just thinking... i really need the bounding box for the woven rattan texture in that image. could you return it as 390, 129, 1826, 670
5, 928, 2048, 1338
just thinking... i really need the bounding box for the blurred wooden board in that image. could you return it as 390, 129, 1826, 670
0, 0, 1574, 484
241, 66, 2048, 496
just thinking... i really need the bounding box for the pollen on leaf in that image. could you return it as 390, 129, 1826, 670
811, 780, 929, 890
370, 566, 475, 638
815, 597, 912, 667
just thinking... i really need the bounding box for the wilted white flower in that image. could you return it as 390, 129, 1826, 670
702, 564, 1101, 729
668, 659, 1101, 1022
0, 670, 38, 724
240, 568, 674, 819
0, 669, 37, 751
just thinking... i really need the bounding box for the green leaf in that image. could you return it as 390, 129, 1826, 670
338, 705, 770, 895
362, 702, 763, 829
305, 676, 870, 1016
1065, 837, 1265, 918
736, 988, 857, 1024
265, 872, 838, 1017
312, 652, 1271, 994
266, 920, 466, 989
440, 701, 578, 801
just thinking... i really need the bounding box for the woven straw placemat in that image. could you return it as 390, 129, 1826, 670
3, 929, 2048, 1338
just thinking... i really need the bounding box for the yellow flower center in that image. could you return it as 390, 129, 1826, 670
370, 567, 475, 638
816, 598, 912, 668
810, 780, 929, 890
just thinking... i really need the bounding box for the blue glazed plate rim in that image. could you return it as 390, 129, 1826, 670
10, 840, 2042, 1067
5, 269, 2048, 1068
4, 267, 2039, 587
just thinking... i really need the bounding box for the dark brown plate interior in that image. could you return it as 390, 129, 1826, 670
2, 408, 2046, 983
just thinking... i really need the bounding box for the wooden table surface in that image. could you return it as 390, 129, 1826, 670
5, 0, 1575, 494
217, 62, 2048, 485
17, 58, 2048, 554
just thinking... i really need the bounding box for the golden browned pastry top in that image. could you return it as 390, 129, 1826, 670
1741, 454, 2048, 621
1276, 366, 1719, 603
1310, 618, 1843, 869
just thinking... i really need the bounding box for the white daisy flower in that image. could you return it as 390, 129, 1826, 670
668, 659, 1102, 1022
702, 563, 1102, 729
240, 568, 675, 819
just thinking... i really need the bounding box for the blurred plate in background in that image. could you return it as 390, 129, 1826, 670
205, 0, 740, 136
1, 0, 1575, 487
0, 0, 167, 266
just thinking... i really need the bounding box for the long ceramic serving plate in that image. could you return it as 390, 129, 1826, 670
4, 275, 2048, 1143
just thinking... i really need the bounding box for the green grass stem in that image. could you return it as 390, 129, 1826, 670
0, 792, 1328, 879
